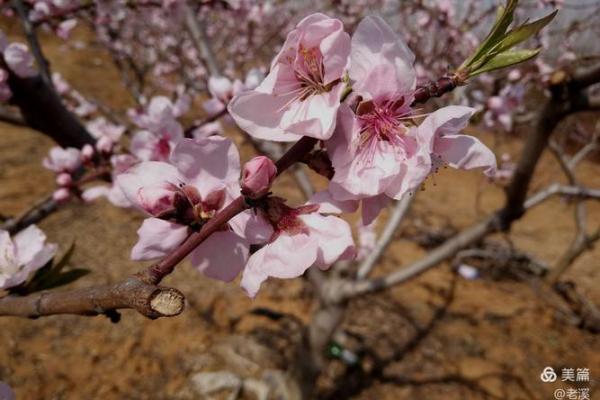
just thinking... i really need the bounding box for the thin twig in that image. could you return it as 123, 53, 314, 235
1, 196, 58, 235
356, 193, 415, 279
182, 1, 220, 77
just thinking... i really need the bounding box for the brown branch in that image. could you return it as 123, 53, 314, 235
182, 1, 220, 77
0, 277, 184, 319
5, 72, 96, 148
0, 107, 26, 126
0, 196, 58, 235
499, 66, 600, 229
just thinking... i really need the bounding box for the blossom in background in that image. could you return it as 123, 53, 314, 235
228, 13, 351, 142
129, 96, 184, 162
117, 136, 271, 282
42, 146, 82, 173
325, 16, 496, 223
82, 154, 138, 208
0, 225, 57, 290
241, 197, 355, 297
3, 43, 37, 78
203, 75, 245, 116
483, 83, 525, 132
86, 117, 126, 143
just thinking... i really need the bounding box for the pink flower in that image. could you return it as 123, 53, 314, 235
228, 13, 351, 142
129, 97, 184, 161
0, 225, 57, 289
4, 43, 37, 78
326, 17, 496, 222
82, 154, 137, 208
117, 137, 271, 282
43, 146, 82, 173
86, 117, 125, 142
203, 76, 244, 116
241, 156, 277, 199
241, 198, 355, 297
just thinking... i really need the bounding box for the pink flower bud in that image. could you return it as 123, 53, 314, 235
241, 156, 277, 199
95, 136, 114, 154
56, 173, 72, 187
82, 144, 94, 160
52, 188, 71, 203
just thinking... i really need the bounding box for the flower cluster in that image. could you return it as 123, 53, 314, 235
230, 14, 497, 224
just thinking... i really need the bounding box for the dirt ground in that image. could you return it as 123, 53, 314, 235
0, 21, 599, 400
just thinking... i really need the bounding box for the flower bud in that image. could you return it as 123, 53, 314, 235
241, 156, 277, 199
52, 188, 71, 203
82, 144, 94, 161
95, 136, 114, 154
56, 173, 72, 187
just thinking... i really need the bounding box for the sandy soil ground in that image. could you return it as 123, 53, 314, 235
0, 21, 599, 400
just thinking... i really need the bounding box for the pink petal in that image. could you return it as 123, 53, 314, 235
13, 225, 49, 266
116, 161, 182, 215
228, 77, 301, 142
81, 186, 110, 202
229, 211, 274, 245
190, 230, 249, 282
330, 139, 403, 200
417, 106, 475, 152
308, 190, 359, 214
170, 137, 241, 198
434, 134, 497, 176
240, 233, 318, 297
301, 214, 355, 269
361, 194, 392, 225
131, 218, 189, 260
280, 85, 344, 140
350, 16, 415, 100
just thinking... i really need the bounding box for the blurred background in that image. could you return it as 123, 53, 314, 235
0, 0, 599, 399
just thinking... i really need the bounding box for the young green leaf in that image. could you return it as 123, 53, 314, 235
495, 10, 557, 54
469, 48, 541, 76
460, 0, 519, 70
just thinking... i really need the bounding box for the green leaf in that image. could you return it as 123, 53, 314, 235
495, 10, 557, 53
469, 48, 541, 76
460, 0, 519, 70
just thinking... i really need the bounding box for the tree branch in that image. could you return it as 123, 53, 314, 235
356, 193, 415, 279
12, 0, 54, 88
0, 277, 184, 319
0, 195, 58, 235
182, 1, 220, 77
